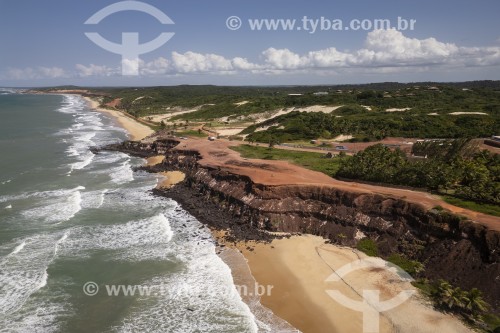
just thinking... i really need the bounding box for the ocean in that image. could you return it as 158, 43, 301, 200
0, 91, 272, 332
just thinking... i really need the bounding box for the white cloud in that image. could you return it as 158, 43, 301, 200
141, 57, 170, 75
38, 66, 68, 78
6, 66, 67, 80
262, 48, 303, 69
4, 30, 500, 81
459, 46, 500, 66
171, 51, 234, 73
259, 29, 500, 71
75, 63, 115, 77
305, 48, 349, 68
232, 57, 262, 71
359, 29, 458, 65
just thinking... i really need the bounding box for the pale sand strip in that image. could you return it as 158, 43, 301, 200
146, 155, 165, 166
156, 171, 185, 189
236, 235, 472, 333
83, 97, 154, 141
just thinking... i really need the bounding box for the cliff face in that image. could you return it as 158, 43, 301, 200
103, 139, 500, 309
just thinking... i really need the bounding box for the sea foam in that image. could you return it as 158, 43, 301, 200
20, 186, 84, 224
0, 232, 68, 316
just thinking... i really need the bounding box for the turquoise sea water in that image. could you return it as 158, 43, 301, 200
0, 91, 270, 332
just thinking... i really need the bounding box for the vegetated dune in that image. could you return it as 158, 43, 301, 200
385, 107, 411, 112
140, 106, 205, 123
448, 112, 488, 115
249, 105, 343, 124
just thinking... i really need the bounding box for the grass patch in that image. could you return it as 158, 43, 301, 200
387, 254, 424, 275
483, 313, 500, 332
442, 195, 500, 217
411, 279, 437, 297
356, 238, 378, 257
230, 144, 346, 176
175, 130, 208, 138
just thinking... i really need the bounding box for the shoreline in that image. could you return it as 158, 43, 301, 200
229, 235, 473, 333
84, 96, 475, 332
83, 96, 154, 141
83, 97, 301, 331
160, 183, 474, 333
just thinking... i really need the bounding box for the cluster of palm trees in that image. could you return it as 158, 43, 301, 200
433, 280, 490, 322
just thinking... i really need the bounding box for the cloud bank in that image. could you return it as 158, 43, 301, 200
4, 30, 500, 80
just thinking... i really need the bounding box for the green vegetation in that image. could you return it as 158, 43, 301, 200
171, 98, 285, 121
413, 279, 499, 331
483, 313, 500, 333
229, 144, 345, 176
387, 254, 424, 275
174, 129, 208, 138
356, 238, 379, 256
413, 279, 497, 331
242, 85, 500, 142
98, 86, 287, 117
337, 141, 499, 207
442, 196, 500, 217
228, 135, 244, 141
334, 104, 370, 115
246, 109, 498, 143
80, 83, 500, 143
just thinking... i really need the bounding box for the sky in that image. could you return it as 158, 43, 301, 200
1, 0, 500, 86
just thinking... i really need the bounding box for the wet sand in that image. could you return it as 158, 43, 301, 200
84, 97, 154, 141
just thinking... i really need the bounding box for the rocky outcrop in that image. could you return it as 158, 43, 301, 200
102, 139, 500, 310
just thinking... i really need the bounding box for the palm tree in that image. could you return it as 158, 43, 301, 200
435, 280, 452, 306
436, 280, 467, 310
448, 287, 468, 310
464, 288, 489, 317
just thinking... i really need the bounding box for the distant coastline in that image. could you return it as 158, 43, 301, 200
29, 88, 499, 332
82, 96, 154, 141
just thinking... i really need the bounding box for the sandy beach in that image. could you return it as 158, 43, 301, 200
82, 96, 473, 333
232, 235, 473, 333
83, 96, 154, 141
146, 155, 165, 166
156, 171, 186, 189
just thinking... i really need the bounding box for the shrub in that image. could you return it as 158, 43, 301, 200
387, 254, 424, 275
356, 238, 379, 256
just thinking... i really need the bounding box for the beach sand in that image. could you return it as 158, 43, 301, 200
146, 155, 165, 166
232, 235, 473, 333
82, 94, 471, 333
146, 155, 186, 189
156, 171, 185, 189
84, 97, 154, 141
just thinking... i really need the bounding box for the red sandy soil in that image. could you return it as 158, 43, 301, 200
105, 98, 122, 108
481, 141, 500, 153
175, 138, 500, 231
